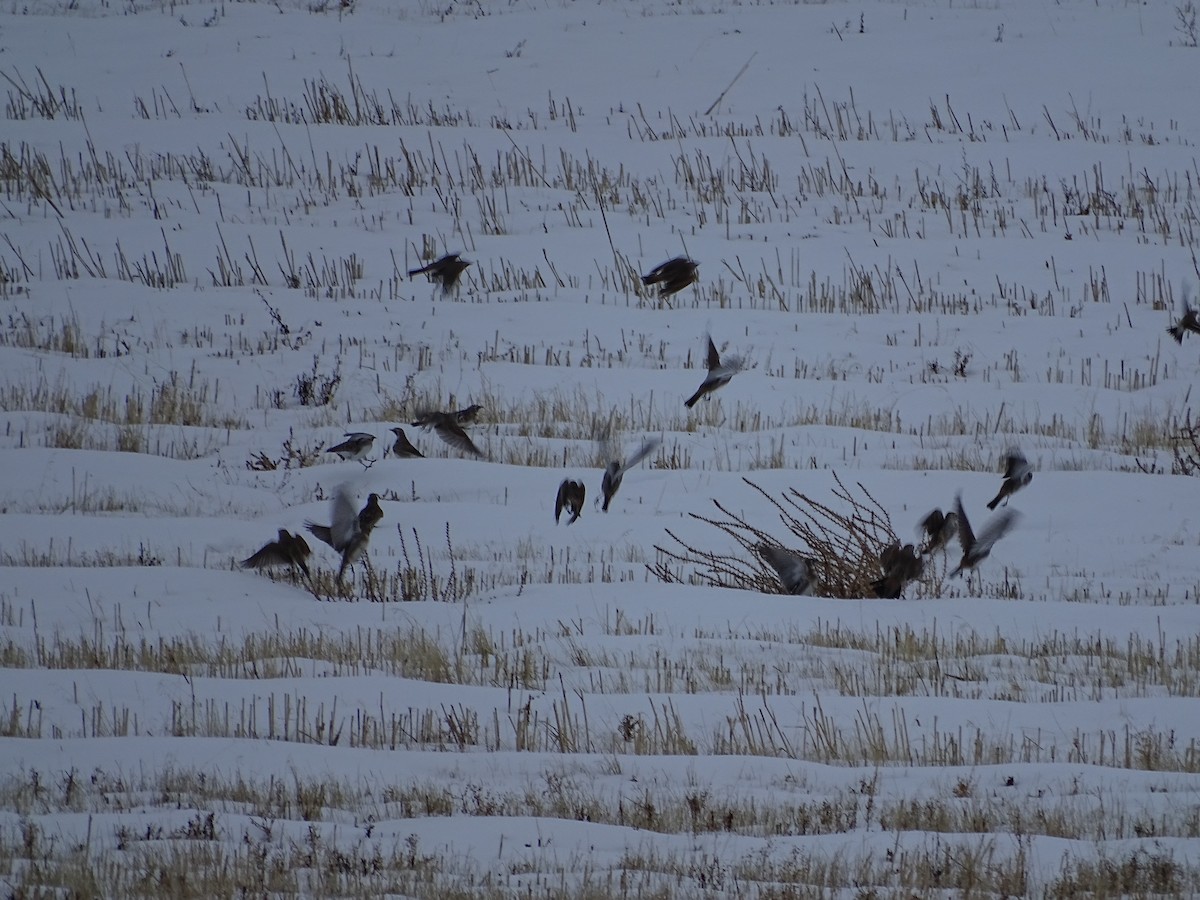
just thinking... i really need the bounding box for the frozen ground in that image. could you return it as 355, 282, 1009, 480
2, 0, 1200, 895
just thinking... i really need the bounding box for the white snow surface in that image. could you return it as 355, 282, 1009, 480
2, 0, 1200, 895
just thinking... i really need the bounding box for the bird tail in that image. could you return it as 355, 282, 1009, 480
986, 495, 1001, 511
305, 521, 334, 547
1168, 324, 1185, 344
684, 391, 701, 409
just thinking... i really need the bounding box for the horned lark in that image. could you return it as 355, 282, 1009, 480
756, 543, 815, 596
950, 492, 1020, 578
642, 256, 699, 298
870, 541, 924, 599
918, 508, 959, 554
408, 253, 470, 292
325, 432, 376, 462
389, 427, 424, 459
554, 479, 586, 525
411, 410, 484, 458
306, 487, 384, 582
241, 529, 311, 578
599, 434, 661, 512
987, 448, 1033, 510
684, 336, 743, 409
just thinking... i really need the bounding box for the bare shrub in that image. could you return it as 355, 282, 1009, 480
649, 473, 897, 598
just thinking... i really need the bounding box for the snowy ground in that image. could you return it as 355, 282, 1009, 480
2, 0, 1200, 895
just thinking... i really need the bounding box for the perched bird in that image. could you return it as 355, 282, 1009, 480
554, 479, 586, 525
241, 529, 311, 579
1167, 298, 1200, 344
870, 541, 924, 599
389, 427, 424, 459
756, 543, 815, 596
411, 409, 484, 458
949, 492, 1020, 578
305, 488, 384, 582
641, 256, 699, 299
325, 432, 376, 462
408, 253, 470, 292
918, 508, 959, 554
684, 335, 743, 409
599, 435, 661, 512
987, 449, 1034, 510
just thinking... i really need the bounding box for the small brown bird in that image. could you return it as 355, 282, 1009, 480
389, 427, 424, 459
411, 410, 484, 458
918, 508, 959, 554
325, 432, 376, 463
950, 492, 1020, 578
599, 434, 661, 512
987, 449, 1033, 510
641, 256, 698, 298
408, 253, 470, 292
555, 479, 586, 525
1167, 298, 1200, 344
241, 529, 311, 578
756, 543, 815, 596
684, 336, 743, 409
305, 487, 384, 582
870, 541, 924, 599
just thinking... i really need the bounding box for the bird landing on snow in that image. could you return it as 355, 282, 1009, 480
598, 433, 661, 512
641, 256, 698, 299
408, 252, 470, 292
305, 486, 384, 583
987, 448, 1033, 510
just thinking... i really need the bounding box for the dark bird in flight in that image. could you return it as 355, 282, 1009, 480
241, 529, 311, 578
987, 448, 1033, 510
1167, 299, 1200, 344
389, 427, 424, 459
411, 410, 484, 458
870, 541, 924, 599
599, 434, 661, 512
408, 253, 470, 292
918, 508, 959, 554
325, 432, 376, 462
641, 256, 699, 298
684, 335, 743, 408
306, 487, 384, 582
950, 492, 1020, 578
554, 479, 586, 525
756, 543, 815, 595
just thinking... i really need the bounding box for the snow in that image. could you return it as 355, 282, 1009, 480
2, 0, 1200, 895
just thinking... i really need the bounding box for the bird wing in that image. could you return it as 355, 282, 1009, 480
242, 540, 290, 569
621, 436, 661, 472
974, 509, 1021, 552
329, 484, 360, 550
704, 336, 721, 371
1001, 449, 1028, 479
757, 545, 812, 595
436, 419, 483, 456
953, 493, 975, 551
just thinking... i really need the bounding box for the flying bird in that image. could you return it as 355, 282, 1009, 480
684, 335, 743, 408
241, 529, 311, 579
325, 432, 376, 463
305, 487, 384, 582
599, 434, 661, 512
411, 410, 484, 458
918, 508, 959, 554
554, 479, 586, 525
756, 543, 815, 596
389, 427, 424, 459
1167, 298, 1200, 344
987, 449, 1033, 510
641, 256, 699, 298
408, 253, 470, 292
453, 404, 484, 424
949, 492, 1020, 578
870, 541, 924, 599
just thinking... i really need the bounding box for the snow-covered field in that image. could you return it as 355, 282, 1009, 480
3, 0, 1200, 895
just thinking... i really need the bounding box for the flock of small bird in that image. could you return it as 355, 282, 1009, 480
242, 252, 1050, 598
754, 449, 1032, 599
